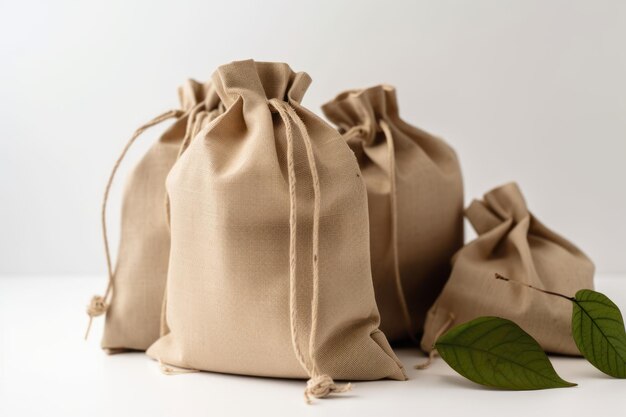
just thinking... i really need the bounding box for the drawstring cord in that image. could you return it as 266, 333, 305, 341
177, 102, 206, 159
379, 119, 418, 344
378, 121, 457, 368
344, 121, 417, 343
84, 109, 184, 340
269, 99, 351, 404
165, 102, 207, 229
415, 312, 455, 369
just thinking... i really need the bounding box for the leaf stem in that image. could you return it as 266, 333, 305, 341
494, 273, 575, 302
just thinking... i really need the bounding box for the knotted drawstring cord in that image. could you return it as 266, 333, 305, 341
344, 121, 417, 344
269, 99, 351, 404
84, 109, 184, 340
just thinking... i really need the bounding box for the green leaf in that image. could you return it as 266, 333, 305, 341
572, 289, 626, 378
435, 316, 576, 390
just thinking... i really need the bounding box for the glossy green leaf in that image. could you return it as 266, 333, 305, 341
572, 289, 626, 378
435, 316, 576, 390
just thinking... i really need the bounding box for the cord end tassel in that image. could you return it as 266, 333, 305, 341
414, 312, 455, 370
158, 360, 198, 376
304, 374, 352, 404
84, 295, 108, 340
415, 349, 437, 370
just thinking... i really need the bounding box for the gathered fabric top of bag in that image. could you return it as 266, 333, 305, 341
211, 61, 310, 107
421, 182, 595, 356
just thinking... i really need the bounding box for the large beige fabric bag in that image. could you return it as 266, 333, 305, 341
421, 182, 595, 355
147, 60, 406, 401
86, 80, 223, 351
322, 85, 464, 342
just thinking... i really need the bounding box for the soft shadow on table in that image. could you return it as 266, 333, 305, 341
138, 357, 364, 395
561, 367, 615, 380
549, 354, 615, 380
435, 375, 496, 391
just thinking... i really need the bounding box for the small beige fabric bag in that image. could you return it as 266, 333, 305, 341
322, 85, 464, 342
421, 182, 595, 355
86, 80, 223, 351
147, 60, 406, 401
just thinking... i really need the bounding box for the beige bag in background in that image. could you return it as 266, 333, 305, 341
322, 85, 464, 342
147, 60, 406, 401
421, 182, 595, 356
86, 80, 223, 351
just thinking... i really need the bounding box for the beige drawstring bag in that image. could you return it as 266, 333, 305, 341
147, 60, 406, 402
421, 182, 595, 356
86, 80, 223, 351
322, 85, 464, 343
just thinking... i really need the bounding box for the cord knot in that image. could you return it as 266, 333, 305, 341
304, 374, 351, 403
87, 295, 108, 317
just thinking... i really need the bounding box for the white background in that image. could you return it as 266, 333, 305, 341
1, 0, 625, 276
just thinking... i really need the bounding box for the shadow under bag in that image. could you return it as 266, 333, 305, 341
147, 60, 406, 401
421, 182, 595, 355
87, 80, 223, 351
322, 85, 464, 342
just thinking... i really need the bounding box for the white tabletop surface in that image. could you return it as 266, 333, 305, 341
1, 275, 624, 417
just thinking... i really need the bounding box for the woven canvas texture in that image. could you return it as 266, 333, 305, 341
147, 60, 406, 381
